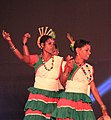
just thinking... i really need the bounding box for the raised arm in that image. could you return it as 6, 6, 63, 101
2, 30, 30, 64
22, 33, 31, 55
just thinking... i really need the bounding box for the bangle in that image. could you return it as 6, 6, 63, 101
13, 48, 17, 52
10, 45, 16, 50
101, 105, 106, 110
22, 42, 27, 46
10, 45, 17, 52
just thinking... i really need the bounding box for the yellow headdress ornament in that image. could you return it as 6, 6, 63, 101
37, 26, 56, 49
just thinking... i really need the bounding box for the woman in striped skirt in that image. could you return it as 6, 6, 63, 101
2, 27, 65, 120
51, 34, 108, 120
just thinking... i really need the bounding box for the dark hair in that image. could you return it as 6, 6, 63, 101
74, 39, 91, 54
40, 35, 52, 45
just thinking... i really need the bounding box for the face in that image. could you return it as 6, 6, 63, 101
43, 38, 55, 54
77, 44, 91, 60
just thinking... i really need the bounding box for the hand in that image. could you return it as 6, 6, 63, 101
67, 33, 75, 45
22, 33, 31, 44
66, 55, 73, 61
2, 30, 11, 41
65, 55, 74, 72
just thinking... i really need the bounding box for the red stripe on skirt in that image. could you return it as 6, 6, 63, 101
57, 98, 93, 111
56, 118, 74, 120
28, 93, 58, 103
25, 109, 51, 119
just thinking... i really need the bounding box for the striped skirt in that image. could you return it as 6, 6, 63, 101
23, 87, 59, 120
51, 92, 96, 120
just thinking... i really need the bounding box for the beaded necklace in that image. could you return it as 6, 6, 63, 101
75, 60, 92, 81
81, 64, 92, 80
41, 55, 54, 71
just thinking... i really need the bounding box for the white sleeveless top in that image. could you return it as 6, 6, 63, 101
34, 55, 63, 91
65, 63, 94, 96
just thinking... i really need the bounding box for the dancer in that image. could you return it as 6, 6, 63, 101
2, 27, 70, 120
51, 33, 108, 120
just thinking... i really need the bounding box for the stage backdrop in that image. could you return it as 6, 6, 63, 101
0, 0, 111, 120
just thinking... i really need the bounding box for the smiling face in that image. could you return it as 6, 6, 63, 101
76, 44, 91, 61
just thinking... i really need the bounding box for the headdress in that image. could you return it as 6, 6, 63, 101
70, 41, 75, 52
67, 33, 75, 52
37, 26, 56, 49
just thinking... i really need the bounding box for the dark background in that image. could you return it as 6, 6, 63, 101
0, 0, 111, 120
